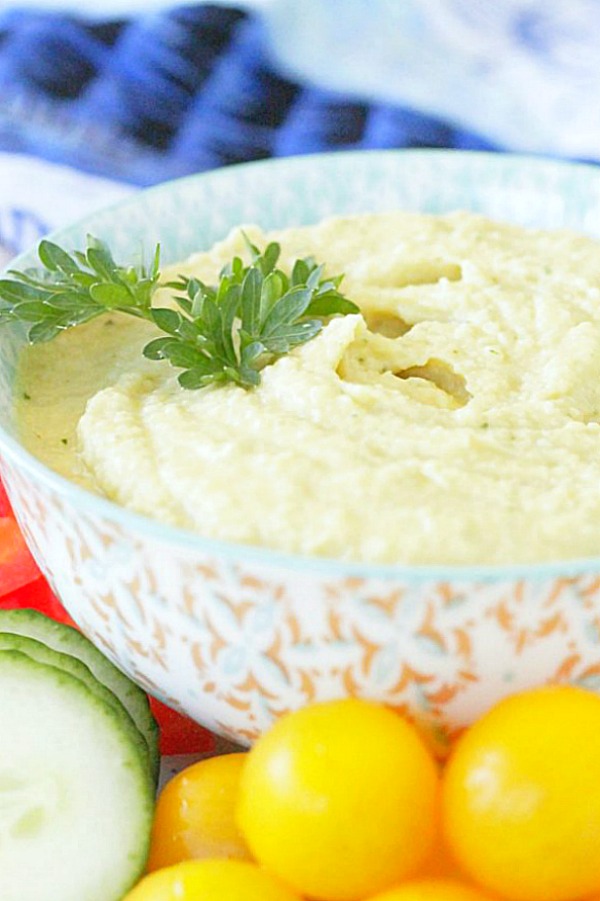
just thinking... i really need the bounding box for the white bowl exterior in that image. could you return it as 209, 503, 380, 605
3, 149, 600, 748
4, 449, 600, 754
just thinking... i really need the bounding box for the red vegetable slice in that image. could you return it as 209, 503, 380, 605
0, 517, 41, 596
0, 478, 12, 517
0, 577, 77, 627
149, 697, 216, 756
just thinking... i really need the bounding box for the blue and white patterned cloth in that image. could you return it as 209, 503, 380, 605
0, 1, 499, 191
0, 0, 598, 259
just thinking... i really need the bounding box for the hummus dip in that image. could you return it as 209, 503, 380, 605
16, 211, 600, 565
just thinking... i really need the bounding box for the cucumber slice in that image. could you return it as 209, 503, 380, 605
0, 609, 159, 782
0, 650, 154, 901
0, 632, 151, 777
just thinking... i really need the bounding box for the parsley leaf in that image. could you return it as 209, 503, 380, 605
0, 233, 358, 389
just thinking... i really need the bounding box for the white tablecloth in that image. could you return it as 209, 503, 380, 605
0, 153, 135, 266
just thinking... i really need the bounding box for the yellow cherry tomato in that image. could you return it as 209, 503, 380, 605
122, 859, 301, 901
236, 698, 440, 901
442, 685, 600, 901
363, 878, 499, 900
147, 753, 251, 871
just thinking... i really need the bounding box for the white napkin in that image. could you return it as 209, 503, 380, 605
0, 153, 135, 266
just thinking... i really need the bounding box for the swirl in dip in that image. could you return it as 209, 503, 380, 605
15, 211, 600, 565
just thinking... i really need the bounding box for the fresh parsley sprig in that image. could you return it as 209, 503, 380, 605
0, 233, 358, 389
0, 237, 160, 344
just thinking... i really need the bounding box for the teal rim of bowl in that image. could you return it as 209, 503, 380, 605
2, 148, 600, 583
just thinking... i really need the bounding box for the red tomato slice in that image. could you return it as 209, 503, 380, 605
0, 575, 78, 627
0, 517, 42, 596
149, 697, 216, 756
0, 478, 12, 517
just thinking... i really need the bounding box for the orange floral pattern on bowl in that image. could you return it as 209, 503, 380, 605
3, 454, 600, 755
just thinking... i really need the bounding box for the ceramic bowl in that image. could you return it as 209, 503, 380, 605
2, 149, 600, 753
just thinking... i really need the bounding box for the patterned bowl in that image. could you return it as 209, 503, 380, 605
2, 149, 600, 754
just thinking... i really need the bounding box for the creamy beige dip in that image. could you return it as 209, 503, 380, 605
16, 211, 600, 565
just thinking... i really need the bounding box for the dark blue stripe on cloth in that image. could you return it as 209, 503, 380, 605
0, 11, 111, 98
172, 18, 299, 168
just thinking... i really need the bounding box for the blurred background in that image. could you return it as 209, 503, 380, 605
1, 0, 599, 263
